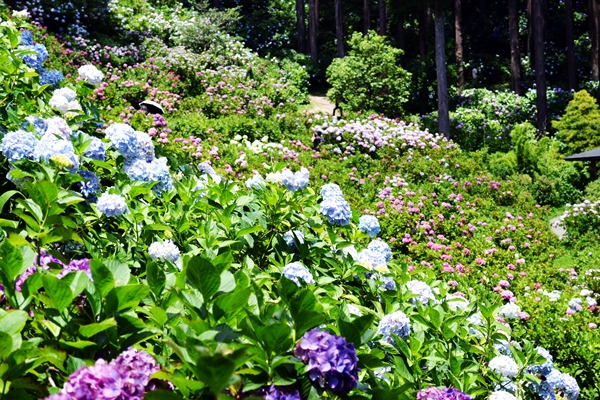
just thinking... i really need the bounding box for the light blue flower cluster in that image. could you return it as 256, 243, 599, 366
78, 65, 105, 86
381, 276, 396, 291
124, 158, 173, 194
0, 129, 38, 162
34, 133, 79, 170
22, 116, 47, 135
197, 162, 223, 183
282, 262, 315, 286
489, 391, 517, 400
148, 240, 181, 265
526, 347, 553, 376
77, 170, 100, 202
20, 30, 33, 46
546, 370, 580, 400
406, 280, 436, 305
246, 174, 265, 190
84, 137, 106, 161
105, 123, 147, 160
357, 248, 387, 270
281, 167, 309, 192
320, 184, 352, 226
21, 43, 48, 70
40, 69, 64, 87
488, 355, 519, 378
283, 230, 304, 250
96, 192, 128, 217
358, 214, 380, 237
378, 310, 411, 344
367, 239, 392, 262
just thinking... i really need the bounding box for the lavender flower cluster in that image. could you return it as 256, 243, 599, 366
416, 387, 472, 400
44, 347, 160, 400
282, 262, 314, 286
105, 123, 173, 194
319, 184, 352, 226
294, 329, 359, 394
256, 385, 301, 400
378, 310, 411, 344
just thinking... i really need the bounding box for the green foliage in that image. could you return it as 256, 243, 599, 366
488, 151, 517, 179
326, 31, 411, 117
584, 179, 600, 201
553, 90, 600, 155
511, 122, 540, 176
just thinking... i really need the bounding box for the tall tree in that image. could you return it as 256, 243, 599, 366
565, 0, 576, 90
335, 0, 344, 57
363, 0, 371, 34
590, 0, 600, 80
532, 0, 547, 133
296, 0, 306, 54
418, 5, 432, 114
455, 0, 464, 95
308, 0, 318, 62
434, 0, 449, 138
509, 0, 521, 94
378, 0, 386, 35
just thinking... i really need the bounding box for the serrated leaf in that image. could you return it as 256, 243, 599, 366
41, 275, 74, 312
187, 256, 220, 300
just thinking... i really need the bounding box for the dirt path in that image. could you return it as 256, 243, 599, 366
549, 216, 566, 240
308, 94, 336, 114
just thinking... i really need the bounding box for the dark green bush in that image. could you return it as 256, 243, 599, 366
553, 90, 600, 155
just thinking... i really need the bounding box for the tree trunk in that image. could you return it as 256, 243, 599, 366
455, 0, 464, 95
335, 0, 344, 57
308, 0, 318, 63
509, 0, 522, 95
565, 0, 576, 90
419, 5, 432, 114
378, 0, 386, 35
590, 0, 599, 80
532, 0, 547, 133
363, 0, 370, 34
296, 0, 306, 54
435, 0, 450, 139
527, 0, 532, 57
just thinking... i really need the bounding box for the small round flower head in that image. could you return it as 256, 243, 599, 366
356, 248, 387, 270
378, 310, 411, 343
34, 134, 79, 170
367, 240, 392, 262
497, 302, 521, 320
197, 162, 223, 183
105, 123, 138, 159
84, 137, 106, 161
21, 43, 48, 70
45, 116, 72, 141
77, 170, 100, 202
381, 276, 396, 291
406, 280, 436, 305
54, 88, 77, 102
417, 386, 473, 400
148, 240, 181, 265
61, 359, 125, 399
265, 171, 282, 184
109, 347, 160, 396
97, 192, 128, 217
1, 129, 39, 162
19, 30, 33, 46
283, 230, 304, 250
320, 195, 352, 226
22, 116, 47, 135
489, 391, 517, 400
40, 69, 64, 87
294, 329, 359, 394
568, 298, 583, 313
78, 64, 105, 85
282, 262, 314, 286
528, 380, 556, 400
320, 183, 344, 198
525, 347, 553, 376
358, 215, 381, 237
446, 294, 470, 311
281, 167, 309, 192
124, 157, 173, 194
134, 131, 155, 162
256, 385, 302, 400
488, 355, 519, 378
246, 174, 266, 190
546, 371, 579, 400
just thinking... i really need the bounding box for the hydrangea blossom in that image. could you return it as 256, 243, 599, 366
148, 240, 181, 265
356, 248, 387, 270
445, 294, 470, 311
320, 183, 344, 198
489, 391, 517, 400
367, 240, 392, 262
19, 30, 33, 46
40, 69, 64, 87
406, 280, 436, 305
45, 117, 72, 140
320, 195, 352, 226
488, 355, 519, 378
246, 174, 266, 189
378, 310, 411, 343
525, 347, 553, 376
0, 129, 39, 162
84, 137, 106, 161
34, 134, 79, 170
123, 157, 173, 194
77, 170, 100, 202
105, 123, 140, 159
282, 262, 314, 286
78, 64, 105, 85
22, 115, 47, 135
256, 385, 301, 400
197, 162, 223, 183
294, 329, 359, 394
358, 215, 381, 237
546, 370, 580, 400
497, 302, 521, 320
49, 88, 79, 114
20, 43, 48, 70
281, 167, 309, 192
283, 230, 304, 250
97, 193, 128, 217
416, 387, 473, 400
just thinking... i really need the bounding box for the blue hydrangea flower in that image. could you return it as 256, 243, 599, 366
246, 174, 266, 190
282, 262, 314, 286
546, 370, 579, 400
39, 69, 64, 87
378, 311, 411, 343
525, 347, 554, 376
489, 355, 519, 378
367, 240, 392, 262
193, 178, 208, 198
77, 170, 100, 202
294, 329, 359, 394
123, 157, 173, 194
84, 137, 106, 161
21, 43, 48, 70
97, 192, 128, 217
283, 230, 304, 250
320, 195, 352, 226
356, 248, 387, 270
406, 280, 436, 305
358, 215, 380, 237
19, 30, 33, 46
105, 123, 139, 159
281, 167, 309, 192
381, 276, 396, 291
417, 387, 473, 400
320, 183, 344, 198
22, 116, 47, 135
256, 385, 301, 400
34, 134, 79, 170
528, 381, 556, 400
148, 240, 181, 266
1, 129, 39, 162
134, 131, 155, 162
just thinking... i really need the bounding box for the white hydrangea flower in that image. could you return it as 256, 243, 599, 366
78, 64, 105, 85
489, 355, 519, 378
497, 303, 521, 320
148, 240, 181, 268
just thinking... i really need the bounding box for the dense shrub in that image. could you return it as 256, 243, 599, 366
553, 89, 600, 155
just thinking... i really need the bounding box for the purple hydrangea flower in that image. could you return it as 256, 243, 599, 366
358, 215, 380, 237
256, 385, 301, 400
417, 387, 473, 400
109, 347, 160, 398
294, 329, 359, 394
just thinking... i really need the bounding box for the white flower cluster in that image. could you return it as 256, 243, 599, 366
78, 64, 104, 85
488, 355, 519, 378
49, 88, 80, 114
497, 302, 521, 320
148, 240, 181, 267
